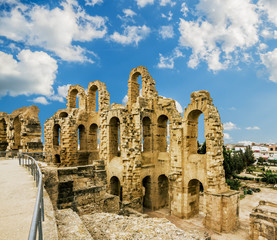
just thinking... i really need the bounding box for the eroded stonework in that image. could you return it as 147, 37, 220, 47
44, 66, 239, 232
0, 105, 43, 152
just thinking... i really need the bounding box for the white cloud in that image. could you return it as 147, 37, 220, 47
122, 95, 128, 105
223, 122, 240, 131
0, 49, 57, 96
85, 0, 103, 7
49, 84, 71, 102
161, 11, 173, 21
260, 48, 277, 82
0, 0, 107, 62
258, 0, 277, 26
246, 126, 260, 130
224, 133, 232, 140
158, 48, 184, 69
160, 0, 175, 7
136, 0, 154, 8
181, 2, 189, 17
123, 9, 136, 18
30, 96, 49, 105
238, 140, 252, 146
110, 25, 150, 45
159, 25, 174, 39
178, 0, 259, 71
175, 100, 183, 113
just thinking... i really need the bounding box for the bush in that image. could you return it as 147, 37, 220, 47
226, 179, 241, 190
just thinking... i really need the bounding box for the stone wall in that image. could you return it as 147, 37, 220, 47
249, 201, 277, 240
0, 105, 43, 152
44, 66, 239, 233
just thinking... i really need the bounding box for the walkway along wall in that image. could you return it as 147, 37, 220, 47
44, 66, 239, 232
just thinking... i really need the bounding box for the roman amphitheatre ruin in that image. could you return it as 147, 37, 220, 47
0, 66, 276, 240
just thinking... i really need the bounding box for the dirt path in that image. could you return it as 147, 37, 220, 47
146, 185, 277, 240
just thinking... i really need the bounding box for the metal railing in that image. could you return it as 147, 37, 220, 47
19, 153, 44, 240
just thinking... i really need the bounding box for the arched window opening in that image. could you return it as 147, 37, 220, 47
110, 176, 122, 201
78, 125, 86, 150
0, 119, 8, 151
69, 89, 79, 108
142, 117, 151, 152
188, 179, 204, 217
88, 85, 99, 112
54, 154, 61, 164
14, 117, 21, 149
109, 117, 120, 159
157, 115, 169, 152
88, 124, 98, 151
197, 114, 206, 154
187, 110, 206, 154
59, 112, 68, 118
142, 176, 151, 209
158, 174, 169, 209
53, 124, 61, 146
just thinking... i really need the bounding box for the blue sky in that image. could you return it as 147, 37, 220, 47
1, 0, 277, 144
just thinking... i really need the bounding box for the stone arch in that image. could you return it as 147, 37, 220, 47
14, 116, 21, 149
53, 124, 61, 146
158, 174, 169, 208
110, 176, 122, 201
187, 179, 204, 218
142, 116, 152, 152
183, 90, 226, 192
78, 124, 86, 150
157, 115, 169, 152
0, 118, 8, 151
67, 85, 87, 109
109, 117, 120, 159
127, 66, 158, 111
88, 123, 98, 151
87, 81, 110, 112
54, 154, 61, 164
142, 176, 152, 209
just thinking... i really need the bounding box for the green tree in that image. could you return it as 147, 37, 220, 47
197, 141, 206, 154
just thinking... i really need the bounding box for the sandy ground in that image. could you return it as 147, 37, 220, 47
146, 183, 277, 240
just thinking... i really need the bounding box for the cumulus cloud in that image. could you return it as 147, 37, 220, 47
0, 0, 107, 62
258, 0, 277, 26
159, 25, 174, 39
223, 122, 240, 131
136, 0, 154, 8
49, 84, 71, 102
246, 126, 260, 130
260, 48, 277, 82
123, 9, 136, 18
85, 0, 103, 7
118, 9, 136, 23
110, 25, 150, 45
224, 133, 232, 140
0, 49, 57, 97
160, 0, 175, 7
178, 0, 259, 71
122, 95, 128, 106
181, 2, 189, 17
158, 48, 184, 69
30, 96, 49, 105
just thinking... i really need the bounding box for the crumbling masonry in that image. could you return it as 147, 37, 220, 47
0, 105, 43, 153
44, 66, 239, 232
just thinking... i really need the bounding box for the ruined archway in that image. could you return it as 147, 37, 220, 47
88, 123, 98, 151
54, 154, 61, 164
88, 85, 98, 112
158, 174, 169, 209
78, 124, 86, 150
110, 176, 122, 201
59, 112, 68, 118
142, 176, 152, 209
53, 124, 61, 146
109, 117, 120, 159
0, 119, 8, 151
67, 85, 86, 110
142, 116, 152, 152
187, 179, 204, 218
157, 115, 169, 152
14, 116, 21, 149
